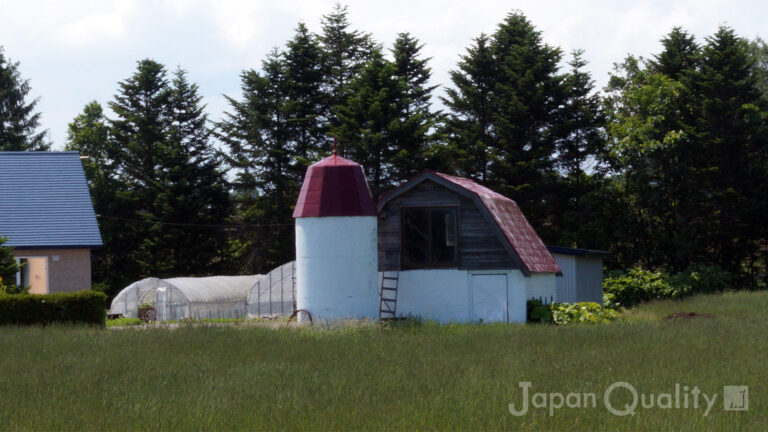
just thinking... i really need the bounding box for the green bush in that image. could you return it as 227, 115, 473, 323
604, 265, 735, 309
669, 264, 733, 294
526, 299, 553, 323
602, 267, 683, 309
527, 299, 617, 325
0, 290, 107, 326
550, 302, 619, 325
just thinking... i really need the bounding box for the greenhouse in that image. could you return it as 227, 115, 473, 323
247, 261, 296, 318
109, 275, 263, 321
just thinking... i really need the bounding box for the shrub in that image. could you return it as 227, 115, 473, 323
106, 317, 142, 327
669, 264, 733, 295
550, 302, 619, 325
0, 290, 107, 326
605, 265, 735, 309
602, 267, 683, 309
526, 299, 553, 323
0, 236, 21, 293
527, 299, 617, 325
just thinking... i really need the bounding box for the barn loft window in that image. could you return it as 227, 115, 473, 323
402, 207, 458, 269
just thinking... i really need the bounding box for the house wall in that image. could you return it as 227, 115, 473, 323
13, 248, 92, 294
378, 180, 514, 271
391, 268, 529, 323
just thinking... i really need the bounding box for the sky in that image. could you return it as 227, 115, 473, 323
0, 0, 766, 148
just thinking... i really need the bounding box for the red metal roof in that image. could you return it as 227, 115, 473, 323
292, 154, 377, 218
433, 173, 561, 274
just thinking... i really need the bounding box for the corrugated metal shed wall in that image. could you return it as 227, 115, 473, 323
575, 256, 604, 304
552, 254, 604, 304
552, 254, 576, 303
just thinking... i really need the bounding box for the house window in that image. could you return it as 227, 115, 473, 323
401, 206, 458, 269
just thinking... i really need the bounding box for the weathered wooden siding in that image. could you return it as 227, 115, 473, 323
378, 180, 515, 271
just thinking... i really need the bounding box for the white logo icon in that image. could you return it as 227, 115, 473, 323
723, 386, 748, 411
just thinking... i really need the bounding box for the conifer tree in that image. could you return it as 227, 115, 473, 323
318, 4, 378, 138
332, 51, 407, 195
693, 26, 765, 274
649, 27, 699, 80
219, 51, 296, 274
549, 50, 608, 248
441, 34, 497, 181
283, 23, 327, 182
389, 32, 439, 181
149, 68, 231, 277
0, 46, 49, 151
68, 61, 230, 296
443, 12, 569, 233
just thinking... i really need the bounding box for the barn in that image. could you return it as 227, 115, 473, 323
376, 171, 561, 323
292, 153, 562, 323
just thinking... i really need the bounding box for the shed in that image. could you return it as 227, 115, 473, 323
0, 151, 103, 294
109, 275, 262, 321
548, 246, 609, 304
377, 171, 560, 323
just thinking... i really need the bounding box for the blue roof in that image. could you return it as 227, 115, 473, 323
0, 152, 103, 248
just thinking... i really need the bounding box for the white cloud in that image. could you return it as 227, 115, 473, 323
56, 1, 135, 47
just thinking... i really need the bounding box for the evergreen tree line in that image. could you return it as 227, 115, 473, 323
1, 6, 767, 297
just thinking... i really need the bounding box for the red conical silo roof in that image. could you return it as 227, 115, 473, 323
292, 154, 377, 218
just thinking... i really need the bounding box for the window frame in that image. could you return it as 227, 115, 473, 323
400, 205, 460, 270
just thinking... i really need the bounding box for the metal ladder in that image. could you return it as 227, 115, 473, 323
379, 271, 399, 319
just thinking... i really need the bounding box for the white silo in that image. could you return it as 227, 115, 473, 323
292, 151, 379, 322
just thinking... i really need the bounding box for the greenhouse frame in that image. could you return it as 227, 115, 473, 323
109, 275, 263, 321
246, 261, 296, 318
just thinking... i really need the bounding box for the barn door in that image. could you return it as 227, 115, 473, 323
471, 274, 508, 323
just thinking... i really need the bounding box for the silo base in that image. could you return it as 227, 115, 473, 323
295, 216, 379, 322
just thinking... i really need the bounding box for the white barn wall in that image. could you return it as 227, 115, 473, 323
392, 269, 529, 323
295, 216, 379, 322
526, 273, 557, 303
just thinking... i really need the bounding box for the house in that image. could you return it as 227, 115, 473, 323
376, 171, 561, 323
0, 152, 103, 294
292, 153, 562, 323
548, 246, 609, 304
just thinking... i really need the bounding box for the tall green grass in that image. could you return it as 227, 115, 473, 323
1, 291, 767, 431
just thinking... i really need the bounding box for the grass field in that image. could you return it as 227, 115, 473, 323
1, 291, 767, 431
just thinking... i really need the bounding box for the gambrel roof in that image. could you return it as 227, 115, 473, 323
0, 152, 103, 248
378, 171, 561, 275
